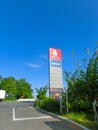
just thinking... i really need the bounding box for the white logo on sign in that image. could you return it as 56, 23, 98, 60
53, 50, 57, 56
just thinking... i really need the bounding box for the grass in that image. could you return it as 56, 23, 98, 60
4, 97, 17, 101
61, 112, 98, 130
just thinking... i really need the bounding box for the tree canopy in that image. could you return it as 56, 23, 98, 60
35, 85, 48, 100
64, 47, 98, 112
0, 76, 33, 100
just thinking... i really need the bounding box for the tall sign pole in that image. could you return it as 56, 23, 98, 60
49, 48, 63, 112
49, 48, 63, 98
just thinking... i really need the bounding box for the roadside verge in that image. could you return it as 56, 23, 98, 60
36, 107, 90, 130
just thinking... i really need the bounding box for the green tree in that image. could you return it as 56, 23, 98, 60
16, 78, 33, 99
0, 76, 17, 98
35, 85, 48, 100
64, 47, 98, 112
0, 75, 4, 85
85, 51, 98, 101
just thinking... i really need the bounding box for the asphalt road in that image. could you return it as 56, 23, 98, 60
0, 101, 88, 130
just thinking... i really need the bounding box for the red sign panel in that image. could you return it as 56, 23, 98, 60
49, 48, 62, 60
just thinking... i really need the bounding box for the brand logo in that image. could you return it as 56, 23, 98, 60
53, 50, 57, 56
49, 48, 62, 60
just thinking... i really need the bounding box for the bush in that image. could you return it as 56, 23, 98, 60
34, 99, 43, 107
4, 97, 17, 101
34, 97, 60, 113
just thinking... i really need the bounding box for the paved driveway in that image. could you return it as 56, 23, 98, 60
0, 101, 88, 130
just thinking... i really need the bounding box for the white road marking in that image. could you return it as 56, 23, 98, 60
12, 107, 15, 121
13, 116, 52, 121
12, 107, 52, 121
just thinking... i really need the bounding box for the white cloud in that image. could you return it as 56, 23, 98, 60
25, 54, 48, 69
26, 63, 41, 69
39, 54, 48, 60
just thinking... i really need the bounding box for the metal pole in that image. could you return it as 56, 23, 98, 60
93, 100, 98, 122
66, 87, 69, 113
59, 96, 62, 114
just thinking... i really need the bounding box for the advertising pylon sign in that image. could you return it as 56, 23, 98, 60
49, 48, 63, 99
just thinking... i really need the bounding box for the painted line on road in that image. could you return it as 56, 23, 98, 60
12, 107, 15, 121
12, 107, 52, 121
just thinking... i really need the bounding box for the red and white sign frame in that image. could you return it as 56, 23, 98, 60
49, 48, 62, 60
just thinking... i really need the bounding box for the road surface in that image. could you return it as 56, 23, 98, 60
0, 101, 88, 130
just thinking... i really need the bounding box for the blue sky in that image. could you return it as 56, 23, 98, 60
0, 0, 98, 94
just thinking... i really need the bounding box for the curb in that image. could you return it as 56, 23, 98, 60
36, 108, 90, 130
17, 99, 35, 102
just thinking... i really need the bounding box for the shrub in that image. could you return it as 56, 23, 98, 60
34, 97, 60, 113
